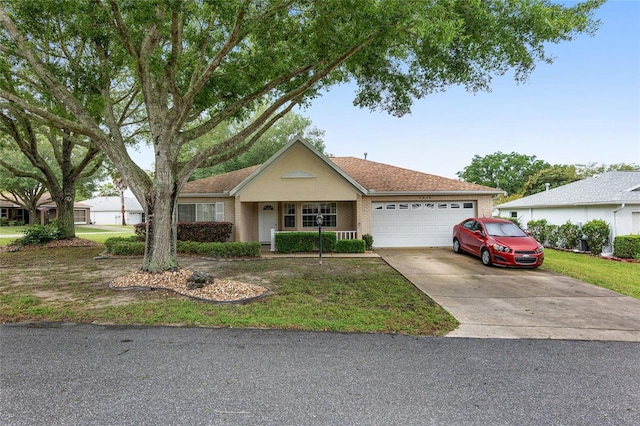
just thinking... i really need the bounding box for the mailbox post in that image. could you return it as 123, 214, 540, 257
316, 213, 324, 265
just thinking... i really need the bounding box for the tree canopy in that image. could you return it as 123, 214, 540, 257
456, 151, 551, 196
459, 153, 640, 200
0, 0, 605, 272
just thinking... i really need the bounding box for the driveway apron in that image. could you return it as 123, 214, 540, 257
377, 247, 640, 342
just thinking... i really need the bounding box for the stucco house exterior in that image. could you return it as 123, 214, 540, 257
178, 137, 501, 248
495, 171, 640, 251
83, 196, 145, 225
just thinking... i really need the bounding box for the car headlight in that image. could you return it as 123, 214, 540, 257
536, 245, 544, 254
492, 244, 512, 253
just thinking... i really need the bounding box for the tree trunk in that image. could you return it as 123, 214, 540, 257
120, 190, 126, 226
141, 178, 179, 273
54, 195, 76, 239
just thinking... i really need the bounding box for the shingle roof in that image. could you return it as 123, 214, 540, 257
496, 171, 640, 208
182, 165, 260, 194
181, 157, 499, 195
330, 157, 499, 193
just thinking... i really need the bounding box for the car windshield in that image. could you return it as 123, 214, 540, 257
485, 222, 528, 237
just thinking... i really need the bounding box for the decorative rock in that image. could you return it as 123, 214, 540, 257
186, 270, 214, 290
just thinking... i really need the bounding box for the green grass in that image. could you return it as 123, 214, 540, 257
0, 247, 458, 335
0, 225, 134, 246
542, 249, 640, 299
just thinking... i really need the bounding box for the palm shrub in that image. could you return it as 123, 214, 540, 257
582, 219, 610, 255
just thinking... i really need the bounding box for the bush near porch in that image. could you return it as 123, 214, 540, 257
275, 232, 337, 253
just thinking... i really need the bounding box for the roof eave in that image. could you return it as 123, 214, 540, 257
367, 190, 503, 196
179, 192, 230, 198
496, 201, 640, 209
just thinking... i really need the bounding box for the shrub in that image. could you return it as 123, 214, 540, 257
499, 216, 521, 227
177, 241, 261, 258
104, 236, 139, 252
134, 221, 232, 242
275, 232, 336, 253
582, 219, 610, 255
526, 219, 551, 246
19, 224, 62, 245
613, 235, 640, 259
362, 234, 374, 251
335, 239, 366, 253
104, 237, 260, 258
546, 224, 560, 248
109, 241, 145, 256
556, 221, 581, 250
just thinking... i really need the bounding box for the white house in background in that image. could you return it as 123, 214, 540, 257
83, 196, 144, 225
495, 171, 640, 252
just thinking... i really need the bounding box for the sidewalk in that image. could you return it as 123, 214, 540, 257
260, 245, 379, 258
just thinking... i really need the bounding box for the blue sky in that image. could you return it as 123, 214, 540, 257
298, 0, 640, 179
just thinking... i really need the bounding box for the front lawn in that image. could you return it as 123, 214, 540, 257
542, 249, 640, 300
0, 246, 458, 335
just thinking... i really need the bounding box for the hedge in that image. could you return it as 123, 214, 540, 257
133, 221, 233, 242
614, 235, 640, 259
274, 232, 337, 253
104, 237, 260, 258
335, 239, 366, 253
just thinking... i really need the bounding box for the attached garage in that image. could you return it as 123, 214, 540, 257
372, 201, 476, 247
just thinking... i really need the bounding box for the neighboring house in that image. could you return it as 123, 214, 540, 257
83, 196, 145, 225
0, 193, 91, 225
495, 171, 640, 252
178, 137, 501, 248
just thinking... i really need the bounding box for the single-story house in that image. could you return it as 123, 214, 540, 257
83, 196, 145, 225
178, 137, 501, 248
495, 171, 640, 251
0, 194, 91, 225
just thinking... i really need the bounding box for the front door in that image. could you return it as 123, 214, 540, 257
258, 203, 278, 243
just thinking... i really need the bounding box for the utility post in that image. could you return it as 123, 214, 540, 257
316, 213, 324, 265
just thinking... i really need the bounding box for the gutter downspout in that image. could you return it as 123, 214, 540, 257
610, 204, 626, 253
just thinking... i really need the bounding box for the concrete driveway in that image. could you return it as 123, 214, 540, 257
377, 247, 640, 342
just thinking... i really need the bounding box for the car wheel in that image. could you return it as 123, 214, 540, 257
481, 248, 492, 266
453, 238, 462, 254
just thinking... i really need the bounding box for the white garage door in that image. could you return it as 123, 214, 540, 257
371, 201, 476, 247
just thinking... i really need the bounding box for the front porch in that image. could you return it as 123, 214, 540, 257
236, 200, 360, 244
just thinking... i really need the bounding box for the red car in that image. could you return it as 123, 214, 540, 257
452, 217, 544, 267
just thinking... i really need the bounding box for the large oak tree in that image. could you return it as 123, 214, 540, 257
0, 0, 603, 272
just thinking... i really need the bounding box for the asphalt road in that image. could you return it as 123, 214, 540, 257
1, 324, 639, 425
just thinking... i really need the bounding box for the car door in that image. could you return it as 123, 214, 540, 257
458, 220, 480, 254
465, 221, 486, 256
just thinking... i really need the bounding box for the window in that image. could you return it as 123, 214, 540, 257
463, 202, 474, 209
74, 209, 87, 223
177, 203, 224, 222
1, 208, 7, 219
399, 203, 409, 210
510, 211, 518, 218
450, 203, 461, 209
302, 203, 337, 227
284, 203, 296, 228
